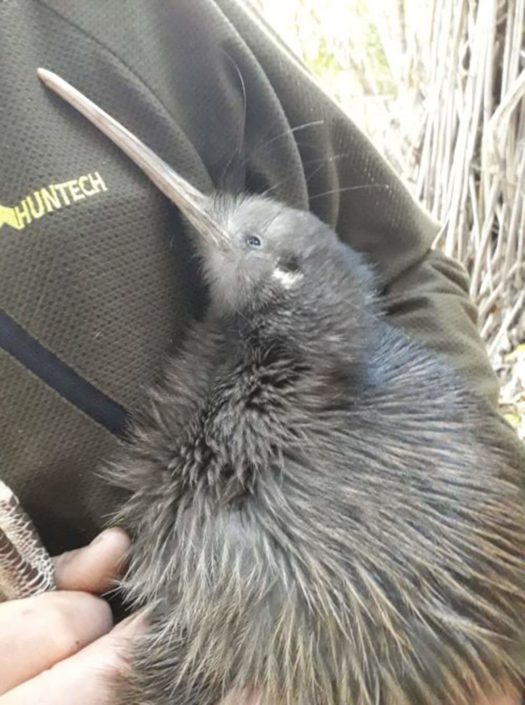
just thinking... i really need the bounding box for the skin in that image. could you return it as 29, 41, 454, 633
0, 528, 143, 705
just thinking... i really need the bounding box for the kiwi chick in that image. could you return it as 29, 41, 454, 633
38, 69, 525, 705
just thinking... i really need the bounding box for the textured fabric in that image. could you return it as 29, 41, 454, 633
0, 0, 498, 555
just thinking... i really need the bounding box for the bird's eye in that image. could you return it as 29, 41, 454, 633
245, 235, 262, 248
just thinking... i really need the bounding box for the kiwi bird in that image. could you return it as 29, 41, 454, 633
37, 68, 525, 705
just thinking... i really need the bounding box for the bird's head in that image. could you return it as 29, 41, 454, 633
197, 192, 374, 325
37, 68, 377, 337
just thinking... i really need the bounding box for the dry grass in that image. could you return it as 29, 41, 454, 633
498, 345, 525, 439
405, 0, 524, 438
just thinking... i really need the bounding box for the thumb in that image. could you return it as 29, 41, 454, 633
53, 528, 130, 594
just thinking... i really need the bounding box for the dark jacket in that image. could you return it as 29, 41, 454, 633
0, 0, 498, 554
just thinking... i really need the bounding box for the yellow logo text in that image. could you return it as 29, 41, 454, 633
0, 172, 107, 232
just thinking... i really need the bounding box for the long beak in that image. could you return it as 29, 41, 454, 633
37, 68, 230, 251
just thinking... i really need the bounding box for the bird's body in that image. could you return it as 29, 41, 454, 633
109, 194, 525, 705
35, 70, 525, 705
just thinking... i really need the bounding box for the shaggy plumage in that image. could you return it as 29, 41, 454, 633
35, 68, 525, 705
107, 194, 525, 705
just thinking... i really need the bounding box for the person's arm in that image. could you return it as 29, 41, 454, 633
382, 248, 499, 405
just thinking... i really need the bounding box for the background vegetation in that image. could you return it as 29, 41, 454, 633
254, 0, 525, 438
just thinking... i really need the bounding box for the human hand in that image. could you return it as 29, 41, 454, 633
0, 527, 143, 704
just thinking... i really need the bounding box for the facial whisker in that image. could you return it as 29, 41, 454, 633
309, 184, 391, 202
304, 153, 351, 185
259, 153, 351, 201
218, 49, 248, 184
257, 120, 325, 154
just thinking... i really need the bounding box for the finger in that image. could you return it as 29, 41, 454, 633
0, 591, 112, 694
53, 528, 130, 593
0, 614, 146, 705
